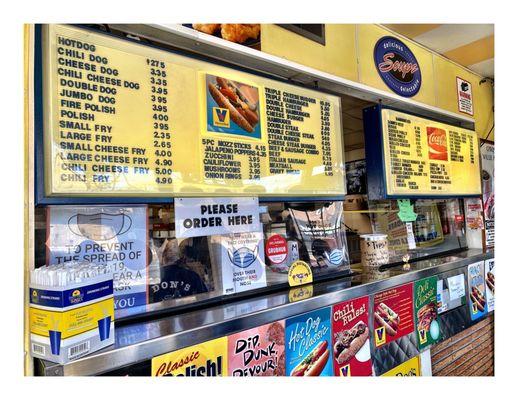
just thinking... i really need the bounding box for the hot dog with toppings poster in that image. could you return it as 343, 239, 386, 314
332, 296, 373, 376
206, 74, 262, 139
228, 321, 286, 376
467, 261, 488, 320
413, 276, 441, 349
484, 258, 495, 312
373, 283, 415, 348
285, 307, 333, 376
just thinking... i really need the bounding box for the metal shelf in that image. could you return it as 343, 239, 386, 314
109, 24, 475, 130
37, 249, 492, 376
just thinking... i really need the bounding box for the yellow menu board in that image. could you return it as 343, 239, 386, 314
42, 24, 345, 197
381, 108, 481, 196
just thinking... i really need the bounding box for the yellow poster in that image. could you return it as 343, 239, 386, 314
152, 337, 228, 377
382, 355, 421, 376
42, 24, 345, 198
381, 108, 481, 196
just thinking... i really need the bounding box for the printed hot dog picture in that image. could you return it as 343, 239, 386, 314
484, 258, 495, 312
373, 283, 415, 348
413, 276, 440, 349
285, 307, 333, 376
228, 321, 286, 376
468, 261, 488, 320
332, 296, 373, 376
206, 74, 262, 139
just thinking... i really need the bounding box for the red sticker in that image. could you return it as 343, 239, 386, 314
265, 235, 288, 264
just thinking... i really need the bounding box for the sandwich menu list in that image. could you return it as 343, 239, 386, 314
43, 24, 344, 197
381, 108, 481, 197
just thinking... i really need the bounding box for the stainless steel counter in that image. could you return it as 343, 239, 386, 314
37, 249, 492, 376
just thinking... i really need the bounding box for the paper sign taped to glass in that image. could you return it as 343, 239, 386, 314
213, 231, 267, 294
42, 24, 345, 198
46, 206, 148, 312
174, 197, 260, 238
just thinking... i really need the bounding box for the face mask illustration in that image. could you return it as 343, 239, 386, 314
325, 248, 344, 266
68, 212, 132, 241
227, 245, 259, 269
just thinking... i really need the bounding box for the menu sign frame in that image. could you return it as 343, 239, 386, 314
364, 105, 482, 200
35, 24, 346, 204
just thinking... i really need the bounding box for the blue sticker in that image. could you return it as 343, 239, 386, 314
374, 36, 421, 97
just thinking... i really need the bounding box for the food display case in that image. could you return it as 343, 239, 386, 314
25, 23, 494, 376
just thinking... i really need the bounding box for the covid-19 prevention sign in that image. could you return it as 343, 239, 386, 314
174, 197, 260, 238
46, 206, 148, 312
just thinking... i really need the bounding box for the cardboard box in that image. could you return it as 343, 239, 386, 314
29, 275, 114, 364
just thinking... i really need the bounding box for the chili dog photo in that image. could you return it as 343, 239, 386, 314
333, 321, 369, 364
206, 74, 261, 138
374, 302, 399, 336
332, 297, 373, 376
290, 340, 330, 376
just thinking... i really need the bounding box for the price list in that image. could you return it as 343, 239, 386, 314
45, 25, 345, 197
50, 34, 175, 194
381, 109, 481, 196
264, 87, 328, 176
320, 100, 333, 176
147, 59, 174, 186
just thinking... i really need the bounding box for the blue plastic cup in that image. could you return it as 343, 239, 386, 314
98, 316, 111, 341
49, 330, 62, 355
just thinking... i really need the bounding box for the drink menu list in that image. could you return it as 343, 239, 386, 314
381, 108, 481, 196
45, 25, 344, 197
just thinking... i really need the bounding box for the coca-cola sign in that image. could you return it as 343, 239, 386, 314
374, 36, 421, 97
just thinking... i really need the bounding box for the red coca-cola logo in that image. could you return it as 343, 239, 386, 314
427, 127, 448, 161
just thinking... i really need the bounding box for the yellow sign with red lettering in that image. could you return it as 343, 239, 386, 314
151, 337, 228, 377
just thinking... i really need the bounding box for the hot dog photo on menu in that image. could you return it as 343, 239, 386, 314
206, 74, 261, 138
332, 296, 373, 376
285, 307, 333, 376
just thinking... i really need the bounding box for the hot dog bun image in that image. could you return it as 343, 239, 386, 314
374, 303, 399, 336
486, 272, 495, 294
290, 340, 330, 377
470, 287, 486, 312
333, 321, 369, 365
207, 75, 260, 134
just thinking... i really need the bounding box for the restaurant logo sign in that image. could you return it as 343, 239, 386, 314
374, 36, 421, 97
